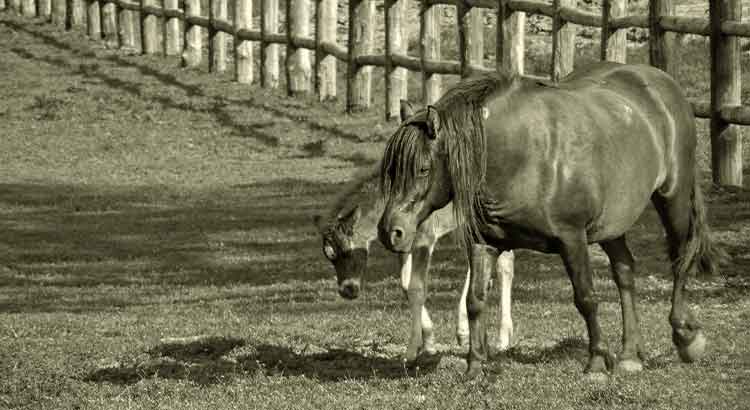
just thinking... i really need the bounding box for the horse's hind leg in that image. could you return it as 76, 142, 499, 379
600, 236, 644, 372
652, 191, 707, 363
560, 231, 614, 378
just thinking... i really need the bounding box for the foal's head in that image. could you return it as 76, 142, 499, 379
314, 206, 367, 299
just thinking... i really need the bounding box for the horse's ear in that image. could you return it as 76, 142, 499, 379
400, 100, 415, 121
425, 105, 441, 139
338, 205, 361, 228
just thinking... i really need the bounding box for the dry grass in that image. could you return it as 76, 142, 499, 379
1, 10, 749, 410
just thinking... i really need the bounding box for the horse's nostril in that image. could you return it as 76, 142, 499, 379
390, 227, 405, 245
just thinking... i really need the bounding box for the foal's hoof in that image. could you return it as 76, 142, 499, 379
677, 330, 706, 363
464, 362, 484, 380
616, 359, 643, 373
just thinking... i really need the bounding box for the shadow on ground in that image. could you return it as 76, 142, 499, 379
84, 336, 443, 385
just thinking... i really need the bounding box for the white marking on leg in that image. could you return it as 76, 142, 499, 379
496, 251, 515, 350
421, 306, 436, 354
456, 267, 471, 346
400, 253, 412, 293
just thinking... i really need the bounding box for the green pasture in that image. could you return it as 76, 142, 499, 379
1, 11, 749, 410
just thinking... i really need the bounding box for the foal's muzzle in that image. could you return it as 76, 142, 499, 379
338, 278, 360, 299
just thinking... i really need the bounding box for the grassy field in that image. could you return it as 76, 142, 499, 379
1, 10, 750, 410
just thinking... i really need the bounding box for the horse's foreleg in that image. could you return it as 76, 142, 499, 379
560, 232, 614, 379
466, 243, 498, 379
495, 251, 515, 351
600, 237, 644, 372
401, 246, 435, 363
456, 267, 470, 347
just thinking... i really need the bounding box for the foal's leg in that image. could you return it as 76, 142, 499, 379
560, 232, 614, 377
400, 244, 436, 363
466, 243, 498, 378
652, 192, 706, 363
600, 236, 644, 372
456, 267, 471, 347
494, 250, 515, 351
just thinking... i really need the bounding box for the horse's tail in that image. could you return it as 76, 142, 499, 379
676, 178, 727, 277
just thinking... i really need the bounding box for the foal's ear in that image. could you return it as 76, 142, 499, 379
338, 205, 361, 228
312, 214, 324, 231
425, 105, 441, 139
400, 100, 416, 122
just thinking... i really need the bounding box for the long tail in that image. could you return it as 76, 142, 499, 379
676, 179, 728, 276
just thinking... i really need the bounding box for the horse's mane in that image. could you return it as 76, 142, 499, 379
380, 72, 516, 250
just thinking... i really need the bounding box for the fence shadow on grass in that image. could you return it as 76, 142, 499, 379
85, 335, 442, 385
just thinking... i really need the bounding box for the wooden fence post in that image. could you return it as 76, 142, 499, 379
37, 0, 51, 18
316, 0, 337, 100
551, 0, 575, 81
66, 0, 84, 29
649, 0, 675, 77
498, 0, 524, 75
385, 0, 407, 120
209, 0, 228, 72
465, 6, 484, 73
87, 0, 102, 39
52, 0, 65, 24
286, 0, 312, 95
456, 3, 468, 77
21, 0, 36, 17
347, 0, 374, 112
710, 0, 742, 186
0, 0, 5, 11
235, 0, 253, 83
420, 0, 440, 105
261, 0, 279, 88
118, 5, 136, 50
164, 0, 181, 55
601, 0, 626, 63
101, 1, 118, 48
182, 0, 202, 66
141, 0, 159, 54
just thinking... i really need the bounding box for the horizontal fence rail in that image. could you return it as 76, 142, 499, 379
1, 0, 748, 186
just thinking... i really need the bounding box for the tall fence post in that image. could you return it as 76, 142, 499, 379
551, 0, 575, 81
66, 0, 84, 29
465, 6, 484, 73
601, 0, 626, 63
0, 0, 5, 11
347, 0, 374, 112
9, 0, 19, 13
649, 0, 675, 77
286, 0, 312, 95
118, 4, 135, 50
385, 0, 406, 120
51, 0, 65, 25
456, 2, 468, 77
37, 0, 51, 18
315, 0, 337, 100
261, 0, 279, 88
498, 0, 525, 75
164, 0, 181, 55
182, 0, 202, 67
420, 0, 440, 105
209, 0, 228, 72
87, 0, 102, 39
101, 1, 118, 48
235, 0, 253, 83
21, 0, 36, 17
141, 0, 158, 54
710, 0, 742, 186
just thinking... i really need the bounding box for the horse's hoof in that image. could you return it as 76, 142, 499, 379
616, 359, 643, 373
677, 330, 706, 363
464, 362, 484, 380
584, 372, 610, 383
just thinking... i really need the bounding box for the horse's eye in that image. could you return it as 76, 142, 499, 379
323, 243, 336, 260
418, 166, 430, 177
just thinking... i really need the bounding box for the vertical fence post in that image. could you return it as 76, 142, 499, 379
466, 6, 484, 73
347, 0, 374, 112
649, 0, 675, 77
118, 3, 135, 50
456, 2, 468, 77
182, 0, 202, 66
261, 0, 279, 88
316, 0, 337, 100
0, 0, 5, 11
22, 0, 36, 17
420, 0, 440, 105
164, 0, 181, 55
66, 0, 83, 29
551, 0, 574, 81
385, 0, 406, 120
101, 0, 118, 47
52, 0, 65, 24
498, 0, 524, 75
235, 0, 253, 83
9, 0, 19, 13
710, 0, 742, 186
38, 0, 51, 18
601, 0, 625, 63
141, 0, 159, 54
87, 0, 102, 39
209, 0, 228, 72
286, 0, 312, 95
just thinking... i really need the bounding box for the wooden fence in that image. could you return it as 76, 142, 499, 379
1, 0, 748, 186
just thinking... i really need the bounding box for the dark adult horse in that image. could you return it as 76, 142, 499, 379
377, 62, 724, 379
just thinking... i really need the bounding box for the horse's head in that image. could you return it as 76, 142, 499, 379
377, 101, 453, 253
313, 206, 367, 299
